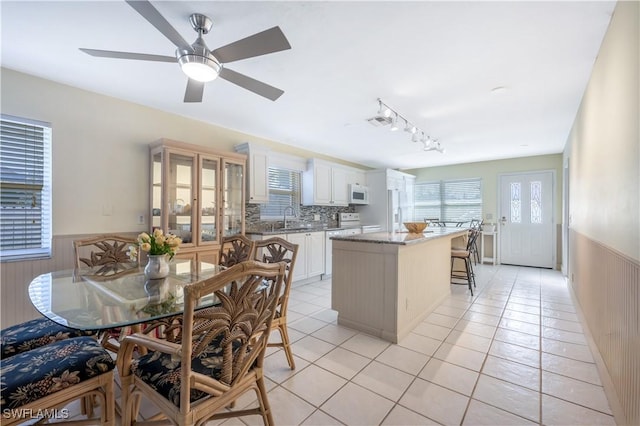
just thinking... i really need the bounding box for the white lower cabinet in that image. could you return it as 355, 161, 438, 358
286, 231, 325, 282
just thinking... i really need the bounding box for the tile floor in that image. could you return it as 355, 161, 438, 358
71, 263, 618, 425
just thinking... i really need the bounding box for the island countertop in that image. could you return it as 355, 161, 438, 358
330, 227, 467, 245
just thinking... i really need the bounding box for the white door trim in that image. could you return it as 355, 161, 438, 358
497, 169, 556, 268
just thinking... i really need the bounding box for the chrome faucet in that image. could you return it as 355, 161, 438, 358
283, 205, 295, 229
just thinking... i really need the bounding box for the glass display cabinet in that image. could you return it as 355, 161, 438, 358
150, 139, 246, 264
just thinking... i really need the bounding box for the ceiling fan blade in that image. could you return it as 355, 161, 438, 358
219, 68, 284, 101
79, 48, 176, 63
126, 0, 189, 49
212, 26, 291, 64
184, 79, 205, 103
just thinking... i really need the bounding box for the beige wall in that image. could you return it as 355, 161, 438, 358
563, 2, 639, 424
406, 154, 563, 226
0, 68, 366, 236
564, 1, 639, 262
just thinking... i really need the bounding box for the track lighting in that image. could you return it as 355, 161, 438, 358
390, 114, 399, 131
372, 98, 444, 154
377, 99, 392, 118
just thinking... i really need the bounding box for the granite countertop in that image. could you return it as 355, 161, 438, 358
246, 226, 354, 235
330, 227, 468, 245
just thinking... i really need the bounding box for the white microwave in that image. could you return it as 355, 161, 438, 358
349, 184, 369, 205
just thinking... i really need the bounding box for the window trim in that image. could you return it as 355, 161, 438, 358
260, 166, 301, 221
0, 114, 52, 262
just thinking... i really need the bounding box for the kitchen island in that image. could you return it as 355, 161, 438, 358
331, 228, 468, 343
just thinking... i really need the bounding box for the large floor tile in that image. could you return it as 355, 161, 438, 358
412, 321, 452, 341
481, 355, 540, 391
264, 354, 310, 384
542, 371, 612, 414
290, 316, 332, 334
499, 317, 540, 336
542, 352, 601, 385
397, 332, 441, 356
445, 329, 492, 353
376, 344, 430, 375
340, 333, 390, 359
291, 335, 337, 363
541, 338, 595, 363
352, 361, 415, 401
321, 382, 395, 426
243, 386, 315, 426
399, 378, 469, 425
463, 399, 537, 425
433, 304, 467, 318
467, 302, 504, 317
300, 409, 343, 425
382, 405, 439, 425
315, 347, 371, 380
425, 312, 460, 328
542, 394, 616, 425
419, 358, 479, 396
462, 311, 501, 326
502, 309, 541, 325
433, 342, 486, 371
472, 374, 540, 422
543, 326, 588, 345
543, 316, 584, 333
311, 323, 358, 345
489, 340, 540, 368
494, 327, 540, 350
282, 364, 347, 406
454, 319, 497, 339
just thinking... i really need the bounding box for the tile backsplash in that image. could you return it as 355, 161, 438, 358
245, 203, 355, 230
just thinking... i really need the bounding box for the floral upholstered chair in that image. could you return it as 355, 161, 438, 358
1, 336, 116, 425
0, 317, 95, 359
117, 260, 286, 426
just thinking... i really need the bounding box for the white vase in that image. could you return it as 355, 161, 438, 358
144, 254, 170, 279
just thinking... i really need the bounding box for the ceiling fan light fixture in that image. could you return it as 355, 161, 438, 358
180, 59, 220, 82
177, 43, 221, 82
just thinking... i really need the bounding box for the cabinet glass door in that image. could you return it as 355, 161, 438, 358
223, 161, 244, 236
151, 151, 163, 231
168, 152, 195, 245
199, 156, 218, 246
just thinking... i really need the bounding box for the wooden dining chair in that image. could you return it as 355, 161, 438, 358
73, 234, 139, 352
218, 234, 255, 267
253, 237, 299, 369
1, 336, 116, 425
117, 260, 286, 426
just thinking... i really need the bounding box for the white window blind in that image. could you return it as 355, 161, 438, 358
0, 115, 52, 261
414, 178, 482, 222
413, 181, 442, 221
260, 167, 301, 219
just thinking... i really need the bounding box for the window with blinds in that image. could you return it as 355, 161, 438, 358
0, 115, 52, 261
260, 166, 301, 219
414, 178, 482, 222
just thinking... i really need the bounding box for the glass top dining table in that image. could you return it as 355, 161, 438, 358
28, 259, 226, 331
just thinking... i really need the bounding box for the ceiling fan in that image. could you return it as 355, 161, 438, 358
80, 0, 291, 102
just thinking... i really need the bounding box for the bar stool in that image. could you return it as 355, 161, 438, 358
451, 229, 479, 295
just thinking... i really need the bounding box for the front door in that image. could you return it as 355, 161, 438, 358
499, 171, 555, 268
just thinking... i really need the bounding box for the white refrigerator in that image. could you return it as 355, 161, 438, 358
357, 169, 413, 233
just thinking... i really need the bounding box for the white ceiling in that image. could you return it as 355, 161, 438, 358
1, 1, 615, 169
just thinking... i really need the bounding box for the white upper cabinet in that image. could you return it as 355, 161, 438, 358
235, 143, 269, 204
302, 158, 365, 206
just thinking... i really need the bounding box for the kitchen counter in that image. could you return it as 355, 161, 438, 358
331, 228, 467, 343
330, 227, 465, 245
246, 226, 357, 236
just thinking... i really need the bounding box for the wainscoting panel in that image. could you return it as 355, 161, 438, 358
570, 229, 639, 426
1, 233, 136, 328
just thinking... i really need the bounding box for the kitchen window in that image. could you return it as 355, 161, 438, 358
0, 115, 52, 261
414, 178, 482, 222
260, 166, 301, 219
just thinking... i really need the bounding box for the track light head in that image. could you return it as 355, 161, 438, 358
390, 114, 399, 131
